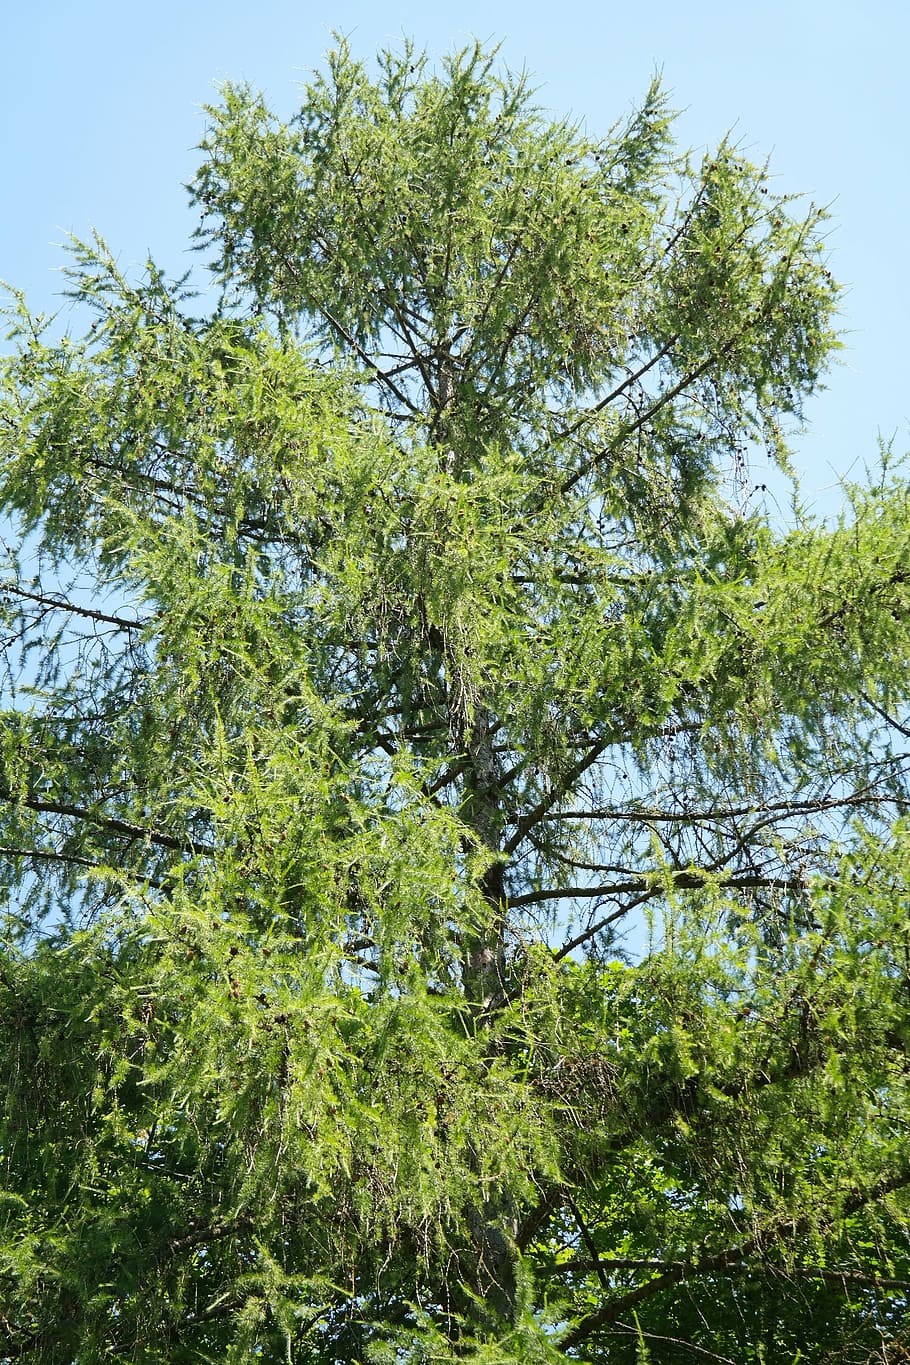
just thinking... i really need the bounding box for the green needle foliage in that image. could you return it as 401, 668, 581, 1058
2, 37, 910, 1363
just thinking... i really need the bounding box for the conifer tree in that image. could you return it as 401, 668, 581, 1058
2, 38, 910, 1363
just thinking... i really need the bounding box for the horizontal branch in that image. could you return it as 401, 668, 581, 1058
0, 788, 212, 858
0, 580, 149, 632
557, 1167, 910, 1353
551, 785, 906, 828
508, 871, 812, 911
550, 1254, 910, 1292
558, 1243, 748, 1351
164, 1217, 253, 1259
0, 842, 99, 871
551, 764, 910, 824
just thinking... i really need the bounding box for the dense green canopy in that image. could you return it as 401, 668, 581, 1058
1, 38, 909, 1363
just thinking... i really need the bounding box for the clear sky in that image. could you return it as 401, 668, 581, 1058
3, 0, 907, 521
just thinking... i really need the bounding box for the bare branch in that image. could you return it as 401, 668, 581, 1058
503, 739, 609, 855
509, 871, 814, 911
0, 581, 149, 633
0, 789, 212, 858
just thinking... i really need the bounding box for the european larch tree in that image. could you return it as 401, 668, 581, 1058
1, 38, 910, 1364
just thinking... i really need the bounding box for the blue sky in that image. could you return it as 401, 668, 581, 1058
3, 0, 907, 520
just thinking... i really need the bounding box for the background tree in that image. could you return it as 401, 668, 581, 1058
1, 38, 910, 1363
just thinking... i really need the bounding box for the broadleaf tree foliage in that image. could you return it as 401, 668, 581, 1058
2, 38, 910, 1363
